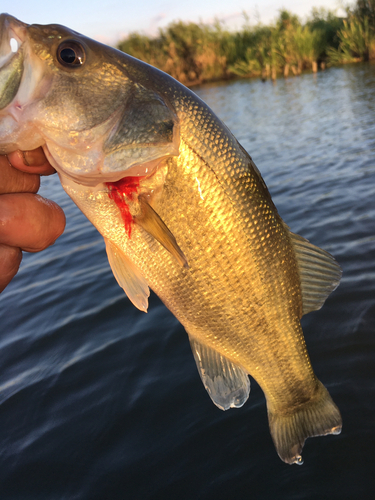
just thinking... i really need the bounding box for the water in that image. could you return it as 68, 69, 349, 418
1, 64, 375, 499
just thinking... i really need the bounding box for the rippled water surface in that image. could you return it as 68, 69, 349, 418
1, 64, 375, 499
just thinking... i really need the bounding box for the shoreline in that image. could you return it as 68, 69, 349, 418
187, 59, 375, 89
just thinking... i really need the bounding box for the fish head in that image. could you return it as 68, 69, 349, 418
0, 14, 179, 185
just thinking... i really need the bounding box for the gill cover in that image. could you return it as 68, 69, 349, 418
103, 81, 180, 173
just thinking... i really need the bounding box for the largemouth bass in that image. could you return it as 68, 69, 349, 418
0, 14, 342, 464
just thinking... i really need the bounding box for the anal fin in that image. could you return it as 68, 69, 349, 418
105, 238, 150, 312
190, 337, 250, 411
135, 195, 188, 268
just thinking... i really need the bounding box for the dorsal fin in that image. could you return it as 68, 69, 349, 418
290, 232, 342, 316
105, 238, 150, 312
189, 337, 250, 411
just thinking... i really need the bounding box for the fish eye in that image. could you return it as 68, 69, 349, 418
57, 40, 86, 68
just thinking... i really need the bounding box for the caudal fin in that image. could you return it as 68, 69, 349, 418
267, 381, 342, 465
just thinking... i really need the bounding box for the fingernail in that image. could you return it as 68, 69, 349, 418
23, 149, 45, 166
21, 151, 30, 166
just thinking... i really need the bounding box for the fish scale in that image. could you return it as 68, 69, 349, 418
0, 14, 342, 464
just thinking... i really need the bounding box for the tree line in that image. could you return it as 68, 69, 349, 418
117, 1, 375, 85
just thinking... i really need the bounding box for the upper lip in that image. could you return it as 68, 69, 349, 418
0, 14, 27, 68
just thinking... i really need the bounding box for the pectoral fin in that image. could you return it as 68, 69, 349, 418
105, 238, 150, 312
290, 232, 342, 316
189, 337, 250, 411
135, 195, 188, 268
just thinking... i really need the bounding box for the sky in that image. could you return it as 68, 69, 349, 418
2, 1, 347, 46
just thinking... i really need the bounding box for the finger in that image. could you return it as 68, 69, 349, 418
0, 244, 22, 293
0, 193, 66, 252
0, 155, 40, 194
7, 147, 56, 175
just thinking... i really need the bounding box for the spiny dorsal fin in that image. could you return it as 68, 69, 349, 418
189, 336, 250, 411
105, 238, 150, 312
135, 195, 188, 268
290, 232, 342, 316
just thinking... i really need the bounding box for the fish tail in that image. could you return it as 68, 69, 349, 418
267, 381, 342, 465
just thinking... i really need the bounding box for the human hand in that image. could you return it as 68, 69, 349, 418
0, 147, 66, 292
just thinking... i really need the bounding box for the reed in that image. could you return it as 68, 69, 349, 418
117, 2, 375, 85
228, 11, 327, 79
118, 21, 229, 84
327, 15, 375, 64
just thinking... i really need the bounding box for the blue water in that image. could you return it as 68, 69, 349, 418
1, 64, 375, 499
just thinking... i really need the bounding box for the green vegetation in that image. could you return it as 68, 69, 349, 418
328, 15, 375, 63
117, 2, 375, 85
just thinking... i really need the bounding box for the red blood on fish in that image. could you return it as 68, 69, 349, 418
106, 177, 142, 237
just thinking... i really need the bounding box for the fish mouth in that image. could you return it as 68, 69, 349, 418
0, 14, 27, 65
0, 14, 27, 110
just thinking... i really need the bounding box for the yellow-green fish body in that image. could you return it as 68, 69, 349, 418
0, 14, 342, 464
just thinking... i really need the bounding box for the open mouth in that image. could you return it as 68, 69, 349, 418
0, 14, 27, 66
0, 14, 27, 110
